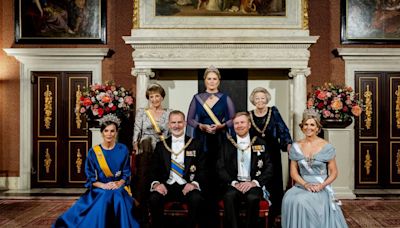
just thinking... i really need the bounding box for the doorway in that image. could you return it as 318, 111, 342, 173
355, 72, 400, 189
32, 71, 92, 188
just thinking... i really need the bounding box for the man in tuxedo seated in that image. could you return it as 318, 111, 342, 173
217, 112, 273, 228
148, 110, 206, 228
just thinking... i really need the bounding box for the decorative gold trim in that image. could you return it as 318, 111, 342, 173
43, 85, 53, 129
397, 149, 400, 175
396, 85, 400, 129
69, 141, 88, 183
44, 148, 52, 174
162, 138, 193, 159
302, 0, 309, 30
358, 141, 378, 184
37, 140, 57, 183
69, 77, 89, 138
75, 85, 82, 129
390, 142, 400, 184
76, 148, 83, 174
133, 0, 139, 29
364, 149, 372, 175
38, 77, 57, 138
249, 108, 272, 137
226, 133, 258, 152
364, 84, 373, 130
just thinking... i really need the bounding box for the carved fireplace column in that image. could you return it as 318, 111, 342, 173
132, 68, 155, 109
289, 68, 310, 141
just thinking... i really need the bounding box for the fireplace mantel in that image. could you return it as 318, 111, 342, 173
124, 28, 318, 142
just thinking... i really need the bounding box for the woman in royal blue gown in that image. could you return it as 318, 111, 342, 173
186, 66, 236, 226
53, 114, 139, 228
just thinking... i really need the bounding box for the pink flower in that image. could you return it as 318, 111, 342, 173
125, 96, 134, 105
322, 110, 331, 118
351, 105, 362, 116
317, 91, 327, 100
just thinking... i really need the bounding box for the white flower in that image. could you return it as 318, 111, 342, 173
113, 91, 118, 96
118, 97, 124, 103
91, 97, 96, 102
118, 103, 123, 108
256, 171, 261, 177
108, 103, 114, 108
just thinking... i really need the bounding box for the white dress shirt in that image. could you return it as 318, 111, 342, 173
166, 135, 186, 185
236, 134, 251, 181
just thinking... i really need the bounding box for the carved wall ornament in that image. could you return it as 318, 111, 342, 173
75, 85, 82, 129
364, 85, 372, 130
397, 149, 400, 175
302, 0, 309, 30
43, 85, 53, 129
133, 0, 139, 29
76, 148, 83, 174
364, 149, 372, 176
44, 148, 52, 174
396, 85, 400, 129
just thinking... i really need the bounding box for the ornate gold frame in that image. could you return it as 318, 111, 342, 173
133, 0, 304, 29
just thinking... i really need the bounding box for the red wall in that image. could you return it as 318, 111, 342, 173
0, 0, 134, 176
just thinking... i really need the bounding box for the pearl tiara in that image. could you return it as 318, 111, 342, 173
303, 108, 321, 121
98, 114, 121, 127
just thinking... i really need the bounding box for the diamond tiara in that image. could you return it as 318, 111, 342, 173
303, 108, 321, 121
98, 114, 121, 127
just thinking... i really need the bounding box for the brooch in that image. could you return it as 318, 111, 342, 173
190, 165, 196, 173
257, 160, 263, 168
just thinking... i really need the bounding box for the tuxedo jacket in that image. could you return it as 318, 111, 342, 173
150, 136, 206, 188
217, 134, 273, 191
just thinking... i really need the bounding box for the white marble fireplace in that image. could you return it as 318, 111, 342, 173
124, 29, 318, 142
124, 28, 318, 192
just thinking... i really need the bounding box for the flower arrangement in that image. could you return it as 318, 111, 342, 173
307, 83, 363, 121
78, 80, 134, 120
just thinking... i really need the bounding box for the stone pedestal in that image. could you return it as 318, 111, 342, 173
323, 127, 356, 199
90, 128, 102, 147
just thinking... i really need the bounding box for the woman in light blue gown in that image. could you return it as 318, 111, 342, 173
281, 109, 348, 228
53, 114, 139, 228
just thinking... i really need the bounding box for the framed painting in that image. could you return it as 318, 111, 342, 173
341, 0, 400, 44
134, 0, 303, 29
15, 0, 106, 44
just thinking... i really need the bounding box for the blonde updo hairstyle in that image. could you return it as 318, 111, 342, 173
203, 65, 221, 80
299, 109, 323, 133
249, 87, 271, 106
145, 83, 166, 99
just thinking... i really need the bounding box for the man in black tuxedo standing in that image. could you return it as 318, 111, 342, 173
148, 110, 205, 228
217, 112, 273, 228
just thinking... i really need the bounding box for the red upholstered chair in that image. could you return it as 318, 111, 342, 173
218, 200, 269, 228
163, 201, 189, 217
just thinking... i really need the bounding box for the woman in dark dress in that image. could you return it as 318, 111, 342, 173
186, 66, 236, 226
248, 87, 293, 227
